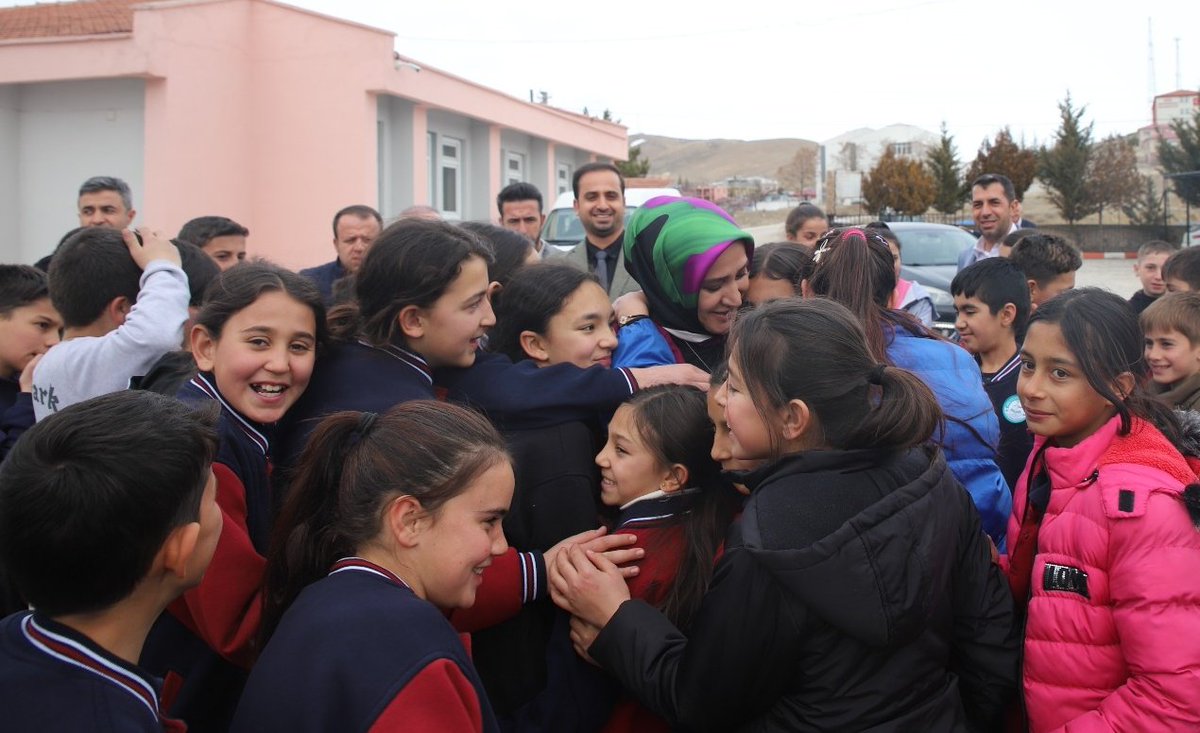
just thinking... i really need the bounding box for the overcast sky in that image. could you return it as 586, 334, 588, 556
5, 0, 1199, 159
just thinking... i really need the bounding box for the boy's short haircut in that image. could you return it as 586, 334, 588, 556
175, 240, 220, 308
1008, 232, 1083, 287
0, 391, 218, 617
48, 228, 142, 328
1140, 291, 1200, 345
49, 229, 208, 327
1002, 228, 1033, 248
1162, 248, 1200, 289
951, 258, 1032, 335
1136, 239, 1177, 261
177, 216, 249, 250
0, 265, 49, 315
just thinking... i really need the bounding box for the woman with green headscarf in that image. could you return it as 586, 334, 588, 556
613, 197, 755, 372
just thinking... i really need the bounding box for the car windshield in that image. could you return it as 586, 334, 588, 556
542, 207, 637, 246
894, 227, 976, 266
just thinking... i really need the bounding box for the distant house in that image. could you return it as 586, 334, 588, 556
0, 0, 626, 266
818, 124, 939, 210
1137, 89, 1199, 167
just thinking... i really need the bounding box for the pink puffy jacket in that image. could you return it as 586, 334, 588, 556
1005, 416, 1200, 732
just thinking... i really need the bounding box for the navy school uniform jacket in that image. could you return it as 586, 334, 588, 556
0, 378, 34, 617
232, 558, 500, 733
140, 372, 274, 731
0, 612, 185, 732
981, 352, 1032, 493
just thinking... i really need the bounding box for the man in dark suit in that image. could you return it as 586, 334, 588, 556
299, 205, 382, 305
559, 163, 639, 299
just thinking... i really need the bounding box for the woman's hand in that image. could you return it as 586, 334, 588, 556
612, 290, 649, 320
543, 527, 643, 579
549, 543, 631, 628
19, 353, 43, 393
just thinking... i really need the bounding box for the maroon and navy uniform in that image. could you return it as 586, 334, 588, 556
140, 372, 274, 731
0, 612, 185, 732
231, 558, 500, 733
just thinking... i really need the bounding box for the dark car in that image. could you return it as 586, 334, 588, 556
886, 222, 975, 331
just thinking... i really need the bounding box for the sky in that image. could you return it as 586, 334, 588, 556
4, 0, 1199, 159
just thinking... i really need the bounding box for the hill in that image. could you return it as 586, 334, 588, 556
631, 133, 819, 186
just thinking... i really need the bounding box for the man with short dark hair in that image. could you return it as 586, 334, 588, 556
497, 182, 547, 255
562, 163, 637, 298
299, 205, 383, 304
77, 176, 136, 229
958, 173, 1019, 271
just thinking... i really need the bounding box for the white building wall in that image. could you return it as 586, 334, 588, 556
1, 79, 144, 264
377, 96, 416, 220
0, 86, 19, 262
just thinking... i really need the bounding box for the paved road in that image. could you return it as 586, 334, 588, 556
743, 223, 1141, 300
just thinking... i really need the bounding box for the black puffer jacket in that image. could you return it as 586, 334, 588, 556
588, 447, 1019, 732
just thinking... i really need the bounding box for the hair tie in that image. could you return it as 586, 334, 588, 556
867, 364, 887, 385
348, 411, 379, 446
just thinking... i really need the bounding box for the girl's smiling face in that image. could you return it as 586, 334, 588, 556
717, 354, 775, 460
1018, 321, 1117, 448
524, 281, 617, 369
405, 255, 495, 368
192, 290, 318, 423
595, 404, 673, 507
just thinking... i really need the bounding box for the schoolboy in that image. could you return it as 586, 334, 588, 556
1163, 247, 1200, 293
951, 258, 1032, 491
0, 390, 220, 732
31, 226, 190, 420
1140, 292, 1200, 411
1128, 240, 1177, 315
1007, 232, 1083, 309
0, 265, 61, 457
177, 216, 249, 271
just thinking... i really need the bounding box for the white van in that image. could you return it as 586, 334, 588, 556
541, 187, 681, 252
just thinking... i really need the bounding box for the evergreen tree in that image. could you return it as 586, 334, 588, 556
1039, 94, 1097, 225
1122, 175, 1167, 227
926, 122, 964, 215
1159, 110, 1200, 208
616, 144, 651, 178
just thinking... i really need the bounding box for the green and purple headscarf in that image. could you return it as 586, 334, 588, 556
623, 196, 754, 335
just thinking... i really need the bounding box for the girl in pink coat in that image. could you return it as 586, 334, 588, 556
1006, 288, 1200, 732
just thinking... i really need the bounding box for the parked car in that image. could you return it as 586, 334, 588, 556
541, 187, 681, 252
885, 221, 975, 336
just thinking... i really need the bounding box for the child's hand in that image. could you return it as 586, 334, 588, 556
124, 227, 181, 270
549, 543, 631, 628
611, 290, 649, 320
19, 353, 43, 393
544, 528, 643, 579
568, 615, 603, 664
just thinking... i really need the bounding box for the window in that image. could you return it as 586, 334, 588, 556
556, 162, 573, 196
505, 151, 525, 185
427, 132, 436, 208
439, 137, 463, 219
890, 142, 912, 156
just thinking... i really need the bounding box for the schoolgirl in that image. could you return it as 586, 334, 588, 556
140, 261, 325, 731
1006, 288, 1200, 731
233, 402, 513, 732
746, 241, 811, 306
806, 227, 1011, 545
551, 298, 1019, 731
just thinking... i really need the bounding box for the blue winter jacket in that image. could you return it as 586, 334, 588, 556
887, 325, 1012, 548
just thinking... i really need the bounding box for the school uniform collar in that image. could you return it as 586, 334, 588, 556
615, 489, 700, 529
21, 613, 164, 721
357, 339, 433, 385
980, 350, 1022, 384
329, 557, 413, 591
187, 372, 271, 455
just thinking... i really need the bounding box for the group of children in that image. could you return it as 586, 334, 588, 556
0, 206, 1199, 732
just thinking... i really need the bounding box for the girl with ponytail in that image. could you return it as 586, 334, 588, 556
551, 298, 1019, 732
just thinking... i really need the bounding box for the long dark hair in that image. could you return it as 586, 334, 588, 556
620, 385, 739, 631
808, 227, 932, 363
1029, 288, 1181, 442
258, 401, 510, 648
730, 298, 942, 460
749, 242, 813, 295
458, 221, 534, 289
488, 263, 597, 362
327, 219, 494, 346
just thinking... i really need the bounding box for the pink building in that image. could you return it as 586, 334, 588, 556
0, 0, 627, 266
1137, 89, 1199, 167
